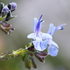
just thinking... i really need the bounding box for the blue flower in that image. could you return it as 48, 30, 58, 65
47, 23, 66, 57
27, 15, 52, 51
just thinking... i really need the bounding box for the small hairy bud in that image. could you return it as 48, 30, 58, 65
2, 6, 9, 14
8, 2, 17, 11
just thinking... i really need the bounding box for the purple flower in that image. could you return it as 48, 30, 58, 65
27, 15, 52, 51
47, 23, 66, 57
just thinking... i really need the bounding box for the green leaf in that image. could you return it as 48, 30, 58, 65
21, 52, 27, 61
0, 3, 4, 13
24, 54, 37, 69
30, 56, 37, 68
5, 10, 17, 21
0, 16, 3, 21
24, 55, 31, 69
0, 15, 7, 21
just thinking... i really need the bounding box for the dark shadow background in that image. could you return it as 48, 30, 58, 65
0, 0, 70, 70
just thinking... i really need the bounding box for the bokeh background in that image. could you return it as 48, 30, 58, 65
0, 0, 70, 70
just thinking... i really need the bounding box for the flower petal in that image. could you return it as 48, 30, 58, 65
56, 24, 66, 30
48, 46, 59, 57
47, 23, 66, 36
27, 33, 36, 39
33, 18, 38, 33
33, 40, 48, 51
50, 40, 59, 48
35, 15, 43, 35
47, 23, 55, 35
40, 33, 52, 39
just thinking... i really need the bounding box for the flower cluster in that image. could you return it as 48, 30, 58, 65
0, 2, 17, 34
27, 15, 66, 57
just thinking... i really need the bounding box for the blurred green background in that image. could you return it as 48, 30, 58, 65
0, 0, 70, 70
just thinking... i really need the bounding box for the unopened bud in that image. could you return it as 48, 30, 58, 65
8, 2, 17, 11
35, 51, 48, 62
2, 6, 9, 14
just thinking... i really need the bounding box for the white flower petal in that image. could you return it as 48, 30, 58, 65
41, 33, 52, 39
27, 33, 36, 39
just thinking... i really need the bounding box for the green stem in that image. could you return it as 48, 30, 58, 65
0, 48, 34, 61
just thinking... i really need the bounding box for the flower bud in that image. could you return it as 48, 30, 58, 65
8, 2, 17, 11
27, 44, 34, 51
2, 6, 9, 14
35, 51, 48, 62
